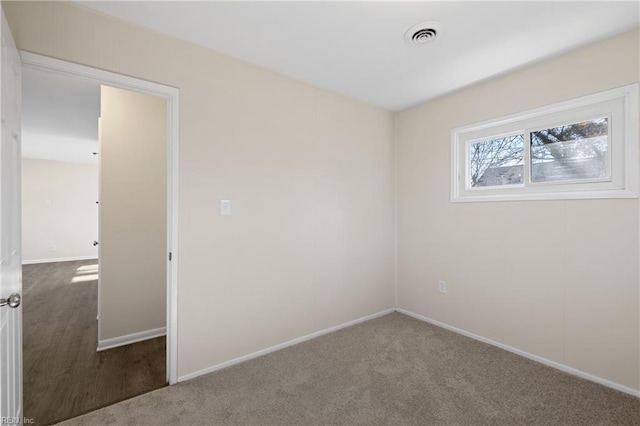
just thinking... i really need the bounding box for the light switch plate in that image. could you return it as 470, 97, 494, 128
220, 199, 231, 216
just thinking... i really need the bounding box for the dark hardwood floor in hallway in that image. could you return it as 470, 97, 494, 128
22, 260, 167, 425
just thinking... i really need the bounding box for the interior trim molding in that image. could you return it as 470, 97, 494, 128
22, 256, 98, 265
97, 327, 166, 352
21, 50, 181, 385
397, 308, 640, 398
178, 308, 396, 382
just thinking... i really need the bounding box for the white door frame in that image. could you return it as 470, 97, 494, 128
20, 52, 180, 384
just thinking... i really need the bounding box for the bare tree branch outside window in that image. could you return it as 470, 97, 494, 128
469, 135, 524, 187
531, 117, 608, 182
469, 117, 609, 187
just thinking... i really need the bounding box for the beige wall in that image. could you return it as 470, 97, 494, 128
22, 158, 98, 262
5, 2, 396, 376
396, 30, 640, 391
99, 85, 167, 341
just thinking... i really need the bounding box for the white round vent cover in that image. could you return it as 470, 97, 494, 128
404, 22, 442, 46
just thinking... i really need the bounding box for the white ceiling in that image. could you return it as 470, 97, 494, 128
78, 1, 639, 111
22, 68, 100, 165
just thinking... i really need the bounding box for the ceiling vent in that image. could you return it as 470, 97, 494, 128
405, 22, 441, 46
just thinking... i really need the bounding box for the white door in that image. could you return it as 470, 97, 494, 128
0, 7, 22, 422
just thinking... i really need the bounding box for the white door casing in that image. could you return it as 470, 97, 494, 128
18, 51, 179, 385
97, 117, 101, 324
0, 7, 23, 422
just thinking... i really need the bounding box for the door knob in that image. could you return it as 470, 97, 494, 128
0, 293, 21, 308
93, 241, 99, 246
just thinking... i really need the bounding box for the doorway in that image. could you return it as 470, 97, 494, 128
20, 53, 179, 424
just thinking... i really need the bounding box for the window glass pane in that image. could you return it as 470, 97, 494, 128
469, 135, 524, 187
531, 117, 608, 183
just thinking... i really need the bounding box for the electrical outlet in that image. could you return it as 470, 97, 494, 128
438, 280, 447, 294
50, 244, 58, 252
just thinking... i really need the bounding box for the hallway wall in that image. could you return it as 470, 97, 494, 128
22, 158, 98, 263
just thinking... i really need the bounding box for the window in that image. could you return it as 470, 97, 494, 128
451, 84, 639, 202
469, 134, 524, 187
530, 117, 608, 183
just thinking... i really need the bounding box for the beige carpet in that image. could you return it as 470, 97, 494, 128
60, 313, 639, 425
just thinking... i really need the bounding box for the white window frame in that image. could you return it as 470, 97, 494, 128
451, 84, 639, 202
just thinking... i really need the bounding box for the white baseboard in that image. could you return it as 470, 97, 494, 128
22, 255, 98, 265
178, 308, 396, 382
397, 308, 640, 398
98, 327, 166, 352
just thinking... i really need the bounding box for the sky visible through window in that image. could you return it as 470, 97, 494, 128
469, 117, 608, 187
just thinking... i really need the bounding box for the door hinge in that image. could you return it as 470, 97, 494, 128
169, 252, 172, 261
